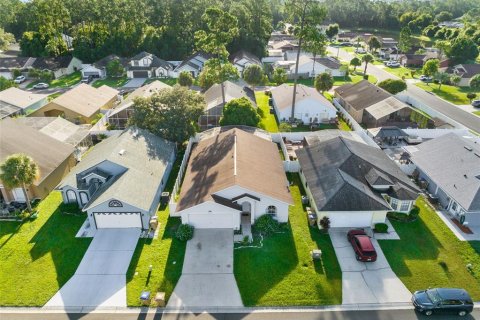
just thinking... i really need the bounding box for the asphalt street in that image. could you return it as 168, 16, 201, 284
1, 308, 479, 320
327, 46, 480, 133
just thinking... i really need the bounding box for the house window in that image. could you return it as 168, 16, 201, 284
400, 201, 410, 212
390, 198, 398, 210
452, 202, 457, 212
109, 200, 123, 207
66, 190, 77, 203
267, 205, 277, 214
79, 192, 89, 205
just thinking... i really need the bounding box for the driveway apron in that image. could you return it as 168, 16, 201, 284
44, 228, 140, 308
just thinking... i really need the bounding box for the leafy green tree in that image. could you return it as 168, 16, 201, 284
44, 34, 68, 56
129, 86, 205, 144
220, 97, 260, 127
303, 28, 327, 77
314, 72, 333, 93
0, 76, 16, 90
378, 79, 407, 94
198, 63, 239, 90
367, 36, 381, 53
435, 40, 451, 59
422, 59, 439, 77
243, 64, 264, 89
350, 57, 361, 72
20, 31, 46, 56
11, 68, 21, 78
106, 59, 125, 78
398, 26, 412, 54
362, 53, 374, 75
447, 37, 479, 63
470, 74, 480, 90
272, 67, 287, 85
450, 74, 461, 87
435, 11, 452, 22
178, 71, 194, 87
0, 154, 38, 212
0, 28, 15, 51
325, 23, 339, 40
467, 92, 477, 102
434, 71, 450, 90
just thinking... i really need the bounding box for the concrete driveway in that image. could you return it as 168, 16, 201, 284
167, 229, 243, 308
122, 78, 146, 88
330, 229, 411, 305
45, 228, 140, 308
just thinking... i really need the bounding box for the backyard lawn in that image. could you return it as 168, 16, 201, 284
0, 192, 91, 306
126, 153, 187, 306
144, 77, 178, 86
28, 71, 82, 88
255, 91, 279, 132
379, 196, 480, 300
92, 76, 129, 88
234, 174, 342, 306
415, 82, 479, 105
285, 73, 377, 88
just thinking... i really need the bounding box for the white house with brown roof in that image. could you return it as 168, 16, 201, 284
291, 55, 346, 77
172, 128, 293, 230
271, 83, 337, 124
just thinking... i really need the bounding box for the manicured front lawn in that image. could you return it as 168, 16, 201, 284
255, 91, 279, 132
27, 71, 82, 88
378, 197, 480, 299
416, 82, 479, 105
0, 192, 91, 306
234, 174, 342, 306
92, 76, 128, 88
382, 66, 417, 79
144, 77, 178, 86
474, 110, 480, 116
285, 73, 377, 88
126, 153, 187, 306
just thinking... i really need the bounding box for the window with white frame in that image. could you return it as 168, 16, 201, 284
390, 198, 398, 210
400, 201, 410, 212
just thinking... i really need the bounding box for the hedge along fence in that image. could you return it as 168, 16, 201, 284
410, 108, 431, 128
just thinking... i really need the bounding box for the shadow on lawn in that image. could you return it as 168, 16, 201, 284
28, 199, 91, 287
0, 221, 23, 249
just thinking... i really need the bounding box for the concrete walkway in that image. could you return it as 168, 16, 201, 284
167, 229, 243, 308
123, 78, 146, 88
330, 229, 411, 305
45, 228, 140, 308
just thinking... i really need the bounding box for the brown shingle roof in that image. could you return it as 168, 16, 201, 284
177, 128, 292, 211
334, 80, 391, 111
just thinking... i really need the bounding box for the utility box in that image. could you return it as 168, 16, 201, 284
311, 249, 322, 260
140, 291, 150, 306
154, 292, 166, 307
160, 192, 170, 205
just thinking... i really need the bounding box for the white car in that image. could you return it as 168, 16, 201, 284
14, 75, 26, 84
33, 82, 49, 89
419, 75, 433, 82
386, 61, 400, 68
355, 48, 367, 54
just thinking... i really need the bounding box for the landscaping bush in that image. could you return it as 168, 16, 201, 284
176, 224, 194, 241
255, 214, 280, 236
387, 209, 419, 222
319, 216, 330, 231
374, 222, 389, 233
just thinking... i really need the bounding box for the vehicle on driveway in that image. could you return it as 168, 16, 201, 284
14, 75, 26, 84
412, 288, 473, 317
347, 229, 377, 262
472, 100, 480, 108
386, 61, 400, 68
81, 75, 93, 84
33, 82, 49, 89
419, 75, 433, 82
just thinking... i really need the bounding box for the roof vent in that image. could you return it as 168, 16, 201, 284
118, 149, 126, 156
464, 146, 473, 151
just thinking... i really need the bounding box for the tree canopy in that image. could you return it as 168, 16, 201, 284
272, 67, 287, 85
314, 72, 333, 93
422, 59, 439, 77
128, 85, 205, 144
0, 76, 16, 91
106, 59, 125, 78
220, 97, 260, 127
378, 79, 407, 95
470, 74, 480, 90
243, 64, 264, 88
447, 37, 479, 64
178, 71, 194, 87
367, 36, 381, 53
350, 57, 361, 72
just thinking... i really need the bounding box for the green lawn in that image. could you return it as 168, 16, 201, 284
0, 192, 91, 306
285, 73, 377, 88
144, 77, 178, 86
379, 197, 480, 300
28, 71, 82, 89
92, 76, 129, 88
255, 91, 279, 132
234, 174, 342, 306
474, 110, 480, 116
126, 153, 187, 306
415, 83, 479, 105
382, 66, 417, 79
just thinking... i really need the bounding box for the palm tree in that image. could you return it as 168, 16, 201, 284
434, 71, 450, 91
362, 54, 374, 75
0, 154, 38, 212
315, 72, 334, 93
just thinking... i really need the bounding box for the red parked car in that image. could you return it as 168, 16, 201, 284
347, 229, 377, 262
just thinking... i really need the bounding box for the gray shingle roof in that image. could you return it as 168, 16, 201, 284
204, 81, 256, 112
334, 80, 391, 111
59, 127, 175, 212
410, 133, 480, 211
296, 136, 419, 211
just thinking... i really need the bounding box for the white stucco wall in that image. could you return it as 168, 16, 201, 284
275, 98, 337, 124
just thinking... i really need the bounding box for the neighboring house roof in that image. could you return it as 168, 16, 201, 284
177, 128, 293, 212
0, 87, 47, 109
175, 52, 212, 71
31, 56, 77, 70
452, 64, 480, 79
296, 136, 419, 211
368, 126, 408, 139
94, 54, 129, 68
204, 81, 256, 111
128, 52, 174, 70
229, 50, 261, 66
109, 80, 171, 117
364, 96, 412, 120
271, 40, 298, 50
334, 80, 391, 111
0, 117, 74, 186
410, 133, 480, 211
271, 83, 335, 112
59, 127, 176, 212
0, 57, 35, 71
312, 56, 342, 69
48, 84, 118, 118
304, 129, 365, 146
403, 54, 426, 62
14, 117, 90, 147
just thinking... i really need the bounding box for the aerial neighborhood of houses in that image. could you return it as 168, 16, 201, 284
1, 1, 480, 317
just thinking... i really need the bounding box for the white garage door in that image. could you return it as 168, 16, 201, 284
94, 212, 142, 229
187, 213, 236, 229
329, 212, 373, 228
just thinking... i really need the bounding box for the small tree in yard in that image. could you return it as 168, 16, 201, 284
378, 79, 407, 94
279, 122, 292, 132
314, 72, 333, 93
0, 76, 16, 91
177, 71, 194, 87
350, 57, 361, 72
243, 64, 264, 89
434, 71, 450, 90
470, 74, 480, 91
362, 54, 374, 75
11, 68, 22, 78
0, 154, 38, 212
450, 74, 461, 87
467, 92, 477, 102
272, 67, 287, 85
367, 36, 381, 53
220, 97, 260, 127
176, 224, 194, 241
106, 59, 124, 78
325, 23, 339, 41
422, 59, 439, 77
